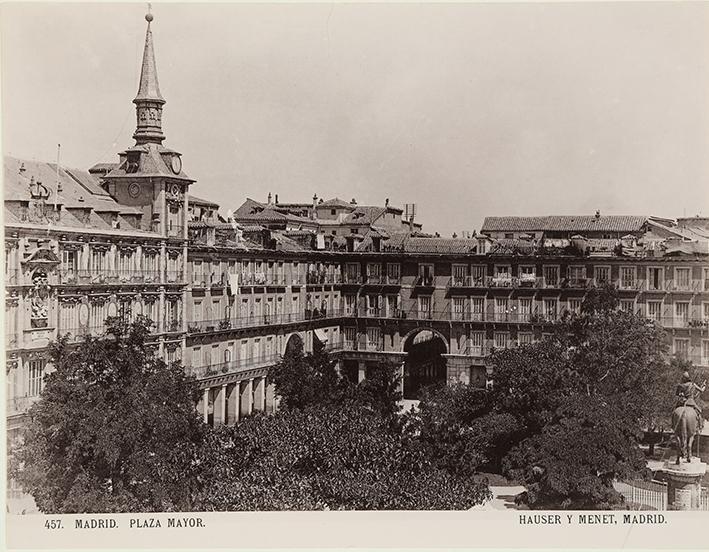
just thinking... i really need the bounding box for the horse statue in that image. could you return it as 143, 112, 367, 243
671, 374, 706, 465
672, 405, 701, 465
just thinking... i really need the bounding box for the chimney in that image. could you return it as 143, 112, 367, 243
595, 209, 601, 220
19, 163, 25, 174
385, 198, 389, 208
267, 192, 272, 205
351, 198, 357, 205
275, 193, 279, 204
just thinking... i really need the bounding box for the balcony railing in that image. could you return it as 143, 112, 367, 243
187, 309, 347, 334
188, 353, 283, 379
448, 276, 488, 289
414, 275, 435, 287
59, 269, 183, 285
306, 271, 339, 285
364, 274, 402, 285
664, 280, 703, 292
343, 274, 364, 284
655, 317, 709, 329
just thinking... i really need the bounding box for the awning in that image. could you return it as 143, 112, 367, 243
314, 328, 328, 343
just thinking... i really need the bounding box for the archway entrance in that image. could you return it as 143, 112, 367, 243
403, 329, 447, 399
284, 333, 304, 356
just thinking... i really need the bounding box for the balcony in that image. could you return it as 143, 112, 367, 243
186, 310, 347, 334
414, 275, 435, 288
656, 316, 709, 329
343, 274, 364, 285
60, 269, 178, 285
448, 276, 487, 289
57, 325, 107, 342
664, 280, 703, 293
188, 352, 283, 380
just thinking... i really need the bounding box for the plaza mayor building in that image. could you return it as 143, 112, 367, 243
5, 14, 709, 440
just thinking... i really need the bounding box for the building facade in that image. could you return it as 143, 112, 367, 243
5, 14, 709, 438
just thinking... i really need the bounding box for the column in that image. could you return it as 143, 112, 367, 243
239, 379, 253, 418
254, 377, 266, 412
358, 360, 366, 383
398, 361, 405, 396
227, 382, 240, 425
214, 384, 227, 426
247, 378, 254, 415
202, 388, 210, 424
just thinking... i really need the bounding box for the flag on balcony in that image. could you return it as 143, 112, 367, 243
228, 273, 240, 295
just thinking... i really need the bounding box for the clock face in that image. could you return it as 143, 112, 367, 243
128, 182, 141, 198
170, 184, 180, 197
171, 155, 182, 175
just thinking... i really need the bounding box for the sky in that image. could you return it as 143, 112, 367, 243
2, 2, 708, 235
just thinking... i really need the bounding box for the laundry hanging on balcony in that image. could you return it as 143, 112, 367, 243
314, 328, 328, 344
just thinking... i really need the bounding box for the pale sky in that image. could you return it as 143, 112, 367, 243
2, 2, 708, 235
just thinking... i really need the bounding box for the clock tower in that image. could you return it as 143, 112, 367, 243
100, 12, 194, 239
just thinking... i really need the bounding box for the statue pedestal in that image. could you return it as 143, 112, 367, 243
661, 459, 707, 510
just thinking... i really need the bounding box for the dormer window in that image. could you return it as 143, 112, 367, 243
126, 152, 140, 174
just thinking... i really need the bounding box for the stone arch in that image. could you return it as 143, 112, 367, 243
401, 328, 449, 400
283, 332, 304, 356
400, 327, 449, 354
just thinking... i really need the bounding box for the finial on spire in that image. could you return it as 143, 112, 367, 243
133, 5, 165, 145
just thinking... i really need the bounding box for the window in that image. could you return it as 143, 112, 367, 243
620, 267, 636, 289
331, 209, 336, 216
673, 338, 689, 359
495, 297, 509, 321
344, 327, 357, 349
453, 297, 466, 320
519, 298, 533, 321
703, 303, 709, 321
568, 299, 582, 314
344, 295, 356, 316
27, 359, 45, 397
519, 265, 536, 286
386, 263, 401, 284
703, 340, 709, 364
704, 268, 709, 291
61, 250, 77, 282
493, 265, 511, 283
647, 267, 663, 291
568, 265, 586, 285
331, 230, 336, 236
518, 333, 534, 346
647, 301, 662, 322
675, 302, 690, 323
418, 296, 432, 319
674, 268, 691, 290
194, 301, 202, 323
386, 295, 399, 317
366, 327, 382, 351
367, 295, 380, 317
367, 263, 381, 283
544, 298, 557, 320
418, 264, 434, 285
192, 346, 201, 368
90, 248, 106, 273
469, 331, 484, 355
620, 299, 635, 313
193, 261, 203, 285
452, 264, 467, 286
213, 299, 221, 321
594, 266, 610, 285
543, 266, 559, 287
494, 332, 510, 349
471, 297, 485, 321
471, 265, 486, 286
346, 263, 360, 283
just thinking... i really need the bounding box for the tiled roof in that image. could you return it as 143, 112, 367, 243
481, 215, 649, 233
344, 206, 386, 225
188, 194, 220, 207
404, 237, 479, 254
318, 198, 355, 209
104, 143, 192, 181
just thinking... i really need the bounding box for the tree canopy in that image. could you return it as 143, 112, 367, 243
11, 317, 205, 513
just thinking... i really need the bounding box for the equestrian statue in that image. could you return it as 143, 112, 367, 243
672, 371, 706, 465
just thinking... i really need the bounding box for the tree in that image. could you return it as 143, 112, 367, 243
194, 406, 491, 510
346, 359, 402, 418
267, 338, 345, 410
491, 289, 670, 508
10, 317, 205, 513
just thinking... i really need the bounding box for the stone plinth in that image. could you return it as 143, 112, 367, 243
661, 459, 707, 510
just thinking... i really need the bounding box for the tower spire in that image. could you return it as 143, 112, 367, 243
133, 9, 166, 145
